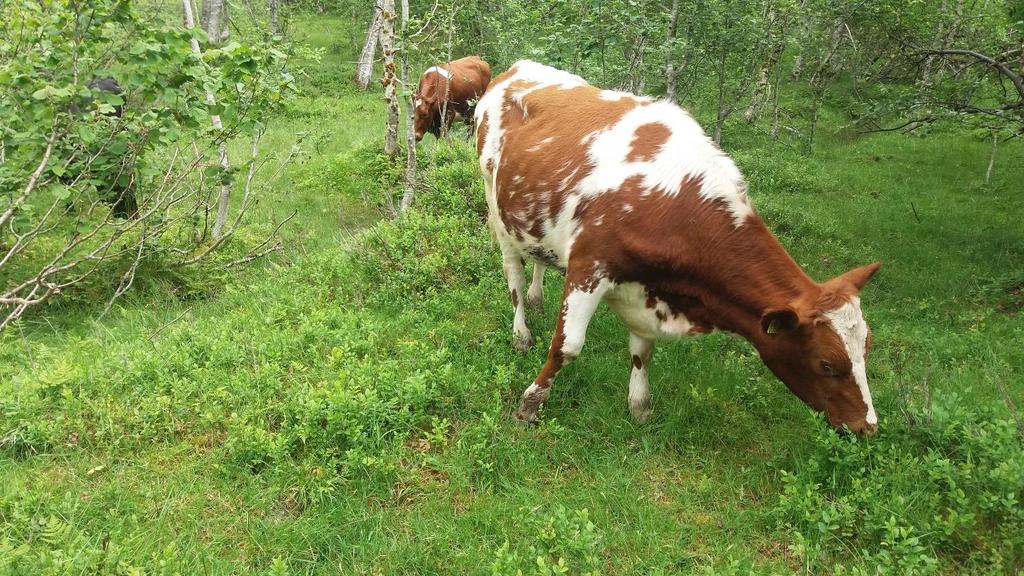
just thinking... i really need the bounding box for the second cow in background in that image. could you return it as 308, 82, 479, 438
413, 55, 491, 141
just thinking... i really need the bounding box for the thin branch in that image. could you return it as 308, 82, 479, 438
918, 48, 1024, 101
0, 124, 58, 230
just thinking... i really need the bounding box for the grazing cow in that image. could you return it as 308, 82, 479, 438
414, 55, 491, 141
475, 61, 882, 435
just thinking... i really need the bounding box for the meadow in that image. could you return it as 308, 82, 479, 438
2, 10, 1024, 576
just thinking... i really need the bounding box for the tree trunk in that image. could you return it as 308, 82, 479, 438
810, 18, 844, 88
201, 0, 229, 44
714, 43, 727, 145
380, 0, 399, 157
664, 0, 679, 102
183, 0, 232, 239
986, 130, 997, 184
746, 7, 782, 124
770, 50, 783, 142
269, 0, 279, 35
356, 5, 384, 89
399, 0, 416, 212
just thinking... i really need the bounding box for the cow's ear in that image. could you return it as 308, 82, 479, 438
836, 261, 881, 291
761, 307, 801, 336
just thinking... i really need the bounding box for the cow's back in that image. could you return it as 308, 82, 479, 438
475, 60, 751, 270
420, 55, 491, 109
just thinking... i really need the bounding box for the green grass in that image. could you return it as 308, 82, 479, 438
3, 13, 1023, 576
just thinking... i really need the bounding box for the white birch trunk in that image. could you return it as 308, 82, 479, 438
183, 0, 232, 239
399, 0, 416, 212
356, 5, 383, 90
269, 0, 279, 35
664, 0, 679, 102
380, 0, 399, 157
201, 0, 229, 44
986, 130, 997, 184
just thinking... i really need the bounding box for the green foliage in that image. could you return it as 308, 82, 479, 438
346, 209, 491, 304
1, 6, 1023, 576
0, 0, 299, 325
303, 143, 402, 209
419, 140, 488, 218
491, 507, 604, 576
775, 403, 1024, 574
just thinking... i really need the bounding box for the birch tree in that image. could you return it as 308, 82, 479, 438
184, 0, 232, 238
664, 0, 679, 102
399, 0, 416, 211
201, 0, 230, 44
356, 3, 384, 89
380, 0, 399, 157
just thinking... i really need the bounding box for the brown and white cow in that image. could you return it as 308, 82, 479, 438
475, 60, 882, 435
414, 55, 491, 141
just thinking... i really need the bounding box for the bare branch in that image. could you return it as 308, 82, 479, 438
918, 48, 1024, 101
0, 124, 58, 230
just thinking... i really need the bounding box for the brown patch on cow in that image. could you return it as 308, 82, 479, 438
625, 122, 671, 162
632, 354, 643, 370
476, 111, 489, 156
510, 288, 519, 308
495, 84, 643, 241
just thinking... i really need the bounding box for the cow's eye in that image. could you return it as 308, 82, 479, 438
820, 360, 838, 377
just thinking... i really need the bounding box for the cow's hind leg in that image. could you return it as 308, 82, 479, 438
526, 262, 545, 309
515, 272, 611, 423
499, 243, 534, 352
628, 333, 654, 423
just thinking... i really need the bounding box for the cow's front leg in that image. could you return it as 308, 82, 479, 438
514, 275, 611, 423
628, 333, 654, 422
499, 248, 534, 352
526, 262, 545, 309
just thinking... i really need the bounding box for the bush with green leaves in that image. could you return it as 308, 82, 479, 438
0, 0, 297, 328
491, 506, 604, 576
774, 400, 1024, 574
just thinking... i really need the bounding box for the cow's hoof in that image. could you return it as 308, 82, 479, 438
512, 408, 539, 425
526, 291, 544, 310
629, 393, 652, 423
513, 332, 535, 352
515, 383, 548, 423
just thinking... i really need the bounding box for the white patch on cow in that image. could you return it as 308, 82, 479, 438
573, 102, 753, 226
425, 65, 452, 80
622, 203, 634, 213
823, 297, 877, 426
628, 333, 654, 422
600, 90, 626, 101
560, 279, 613, 358
557, 167, 580, 192
512, 175, 524, 184
526, 136, 555, 152
593, 215, 604, 226
605, 283, 695, 340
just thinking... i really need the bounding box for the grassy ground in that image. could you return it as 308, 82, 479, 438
2, 13, 1023, 576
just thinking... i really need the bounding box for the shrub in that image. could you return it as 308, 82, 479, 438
491, 506, 604, 576
345, 209, 493, 304
774, 399, 1024, 574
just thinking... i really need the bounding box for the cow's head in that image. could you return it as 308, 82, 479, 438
756, 262, 882, 435
413, 95, 435, 141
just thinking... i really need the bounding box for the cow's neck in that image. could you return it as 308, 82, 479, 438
652, 217, 819, 344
